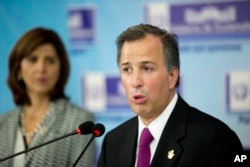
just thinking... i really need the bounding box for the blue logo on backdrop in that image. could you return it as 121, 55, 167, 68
226, 72, 250, 124
106, 77, 128, 109
68, 6, 96, 49
233, 83, 248, 101
83, 74, 130, 112
145, 1, 250, 39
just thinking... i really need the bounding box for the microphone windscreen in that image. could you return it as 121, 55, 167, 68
92, 123, 105, 137
78, 121, 94, 135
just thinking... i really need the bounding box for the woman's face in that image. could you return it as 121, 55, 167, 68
19, 43, 61, 97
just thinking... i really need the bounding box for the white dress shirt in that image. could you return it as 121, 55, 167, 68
135, 92, 178, 166
13, 128, 25, 167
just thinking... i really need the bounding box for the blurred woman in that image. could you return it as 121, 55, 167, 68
0, 27, 95, 167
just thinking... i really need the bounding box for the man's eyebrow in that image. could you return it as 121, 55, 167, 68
119, 62, 130, 66
120, 62, 130, 66
120, 61, 156, 66
140, 61, 156, 65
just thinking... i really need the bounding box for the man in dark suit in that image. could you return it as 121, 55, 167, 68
97, 24, 244, 167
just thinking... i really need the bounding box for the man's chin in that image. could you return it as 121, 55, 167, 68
132, 105, 147, 115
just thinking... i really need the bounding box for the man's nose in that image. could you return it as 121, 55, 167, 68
130, 71, 143, 88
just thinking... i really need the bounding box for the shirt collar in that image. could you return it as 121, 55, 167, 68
138, 92, 178, 141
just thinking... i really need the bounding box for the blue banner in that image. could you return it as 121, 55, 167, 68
145, 1, 250, 39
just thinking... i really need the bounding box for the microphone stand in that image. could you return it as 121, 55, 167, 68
71, 123, 105, 167
0, 130, 76, 162
71, 135, 95, 167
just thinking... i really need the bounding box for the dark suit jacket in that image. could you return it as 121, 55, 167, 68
97, 96, 244, 167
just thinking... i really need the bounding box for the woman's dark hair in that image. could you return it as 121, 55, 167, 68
7, 27, 70, 105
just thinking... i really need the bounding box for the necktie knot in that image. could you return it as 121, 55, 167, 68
139, 128, 153, 147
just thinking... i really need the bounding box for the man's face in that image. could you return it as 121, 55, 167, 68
119, 34, 178, 124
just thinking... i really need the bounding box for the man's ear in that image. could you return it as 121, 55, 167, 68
169, 67, 179, 89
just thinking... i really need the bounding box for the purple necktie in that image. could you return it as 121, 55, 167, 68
137, 128, 154, 167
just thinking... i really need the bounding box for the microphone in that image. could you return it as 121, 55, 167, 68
92, 123, 105, 137
72, 123, 105, 167
0, 121, 94, 162
77, 121, 94, 135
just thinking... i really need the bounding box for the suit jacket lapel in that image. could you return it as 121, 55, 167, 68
119, 117, 138, 167
151, 96, 189, 167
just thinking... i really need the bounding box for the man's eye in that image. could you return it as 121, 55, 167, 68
122, 67, 132, 72
144, 67, 152, 72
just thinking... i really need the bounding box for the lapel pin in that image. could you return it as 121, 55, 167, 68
167, 149, 175, 159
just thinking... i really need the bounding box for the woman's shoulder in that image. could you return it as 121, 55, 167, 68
52, 99, 95, 132
54, 98, 94, 120
0, 108, 20, 126
0, 108, 19, 118
57, 98, 90, 112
